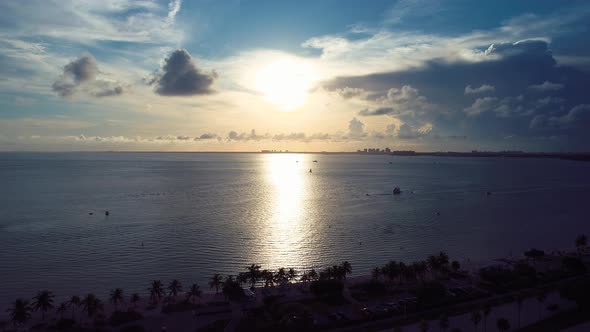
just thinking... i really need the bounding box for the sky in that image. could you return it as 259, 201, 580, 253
1, 0, 590, 152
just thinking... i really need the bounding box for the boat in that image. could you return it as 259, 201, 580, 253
393, 187, 401, 195
313, 160, 318, 162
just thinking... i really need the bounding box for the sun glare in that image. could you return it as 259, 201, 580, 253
255, 58, 315, 111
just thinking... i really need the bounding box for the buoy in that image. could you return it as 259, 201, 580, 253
89, 212, 93, 215
436, 212, 441, 216
486, 191, 492, 196
105, 210, 110, 216
309, 169, 312, 173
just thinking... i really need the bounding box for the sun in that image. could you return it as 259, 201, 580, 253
255, 58, 315, 111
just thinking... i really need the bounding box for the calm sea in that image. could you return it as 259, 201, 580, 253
1, 152, 589, 302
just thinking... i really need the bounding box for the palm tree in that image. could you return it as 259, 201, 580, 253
427, 255, 440, 279
130, 293, 140, 309
246, 264, 261, 288
308, 269, 318, 281
148, 280, 165, 303
439, 313, 450, 332
168, 279, 182, 302
276, 267, 287, 283
482, 302, 492, 332
496, 318, 510, 332
6, 299, 32, 327
299, 271, 309, 285
470, 310, 482, 332
81, 293, 102, 318
372, 267, 381, 280
575, 234, 587, 253
209, 274, 223, 294
110, 288, 124, 311
419, 319, 429, 332
536, 290, 547, 321
288, 268, 297, 282
341, 261, 352, 278
31, 290, 55, 320
56, 302, 67, 320
237, 272, 249, 288
66, 295, 81, 320
186, 284, 202, 305
262, 270, 275, 287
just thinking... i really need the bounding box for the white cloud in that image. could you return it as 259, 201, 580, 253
464, 84, 495, 94
528, 81, 564, 91
464, 97, 499, 116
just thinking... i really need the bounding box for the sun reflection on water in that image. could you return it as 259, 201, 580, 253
260, 153, 312, 270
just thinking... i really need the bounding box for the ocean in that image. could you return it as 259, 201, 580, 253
1, 152, 589, 302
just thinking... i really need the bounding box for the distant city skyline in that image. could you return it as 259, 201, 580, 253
1, 1, 590, 152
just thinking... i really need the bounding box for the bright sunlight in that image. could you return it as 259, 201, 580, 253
255, 58, 316, 111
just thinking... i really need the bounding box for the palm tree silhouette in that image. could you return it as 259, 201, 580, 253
168, 280, 182, 303
288, 268, 297, 282
110, 288, 124, 311
81, 293, 103, 318
247, 264, 261, 288
209, 274, 223, 294
130, 293, 140, 309
31, 290, 55, 320
263, 270, 275, 287
299, 271, 309, 285
372, 267, 381, 280
6, 299, 32, 327
237, 272, 248, 288
56, 302, 67, 320
148, 280, 165, 303
496, 318, 510, 332
308, 269, 318, 281
341, 261, 352, 278
470, 310, 481, 332
186, 284, 202, 305
66, 295, 80, 320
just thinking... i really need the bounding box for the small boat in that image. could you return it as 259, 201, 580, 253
313, 160, 318, 163
393, 187, 401, 195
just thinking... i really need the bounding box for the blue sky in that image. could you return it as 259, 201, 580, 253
1, 0, 589, 151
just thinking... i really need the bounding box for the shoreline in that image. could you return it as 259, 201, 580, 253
2, 243, 588, 331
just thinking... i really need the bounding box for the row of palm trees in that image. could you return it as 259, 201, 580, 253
372, 251, 459, 284
206, 261, 353, 295
6, 291, 104, 327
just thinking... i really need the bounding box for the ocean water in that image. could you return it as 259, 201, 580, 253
1, 152, 589, 302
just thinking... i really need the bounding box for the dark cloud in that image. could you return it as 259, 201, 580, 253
324, 39, 590, 149
150, 49, 217, 96
90, 80, 124, 97
348, 117, 366, 138
53, 53, 124, 98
